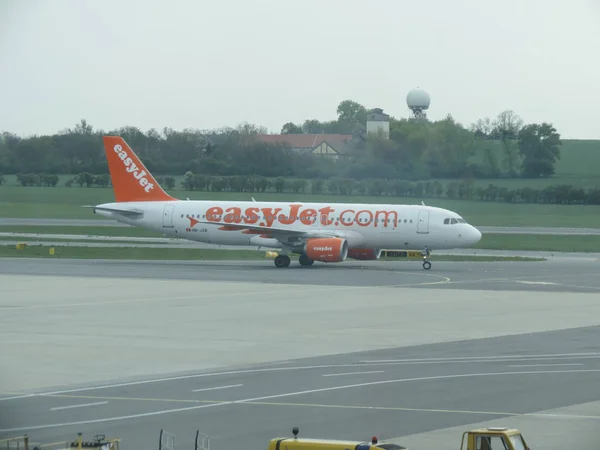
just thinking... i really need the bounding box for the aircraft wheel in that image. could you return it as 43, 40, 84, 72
298, 254, 314, 267
274, 254, 291, 268
423, 261, 432, 270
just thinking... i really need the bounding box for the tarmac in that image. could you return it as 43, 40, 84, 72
1, 256, 600, 450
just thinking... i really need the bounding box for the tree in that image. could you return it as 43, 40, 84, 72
302, 119, 324, 134
423, 115, 477, 178
281, 122, 303, 134
469, 117, 493, 138
491, 110, 524, 175
518, 123, 561, 178
336, 100, 367, 127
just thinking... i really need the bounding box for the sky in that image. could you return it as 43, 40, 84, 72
1, 0, 599, 139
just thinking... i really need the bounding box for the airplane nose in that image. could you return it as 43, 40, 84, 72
471, 226, 482, 243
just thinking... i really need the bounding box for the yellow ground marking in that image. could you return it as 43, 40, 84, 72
34, 394, 600, 420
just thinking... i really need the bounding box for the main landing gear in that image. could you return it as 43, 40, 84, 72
298, 253, 314, 267
274, 254, 291, 268
273, 253, 314, 268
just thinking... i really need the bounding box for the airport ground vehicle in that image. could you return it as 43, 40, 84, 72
0, 428, 207, 450
268, 426, 531, 450
0, 433, 120, 450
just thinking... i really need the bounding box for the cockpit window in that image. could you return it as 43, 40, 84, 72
444, 217, 467, 225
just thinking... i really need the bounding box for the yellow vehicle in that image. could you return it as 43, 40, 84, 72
268, 427, 406, 450
460, 427, 530, 450
269, 426, 531, 450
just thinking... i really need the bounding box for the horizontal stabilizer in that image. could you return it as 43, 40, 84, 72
82, 205, 144, 217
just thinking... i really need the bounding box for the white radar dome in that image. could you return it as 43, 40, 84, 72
406, 88, 431, 109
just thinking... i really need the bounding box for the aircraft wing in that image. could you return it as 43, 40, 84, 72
194, 219, 338, 243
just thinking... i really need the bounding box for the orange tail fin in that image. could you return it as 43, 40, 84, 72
102, 136, 176, 202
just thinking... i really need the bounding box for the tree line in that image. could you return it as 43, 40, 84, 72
8, 170, 600, 206
0, 101, 563, 182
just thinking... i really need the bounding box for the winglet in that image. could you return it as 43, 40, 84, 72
102, 136, 176, 203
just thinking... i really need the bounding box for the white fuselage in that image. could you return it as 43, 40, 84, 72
94, 199, 482, 251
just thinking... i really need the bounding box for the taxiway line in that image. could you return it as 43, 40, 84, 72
15, 393, 600, 421
192, 384, 243, 392
50, 401, 108, 411
4, 352, 600, 401
3, 368, 600, 433
322, 371, 385, 377
507, 363, 584, 367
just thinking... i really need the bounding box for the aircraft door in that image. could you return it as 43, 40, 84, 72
417, 210, 430, 234
313, 211, 328, 228
162, 204, 175, 228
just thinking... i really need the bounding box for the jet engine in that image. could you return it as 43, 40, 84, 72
305, 238, 348, 263
347, 248, 383, 260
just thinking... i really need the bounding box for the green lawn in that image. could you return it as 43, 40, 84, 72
474, 234, 600, 253
466, 139, 600, 188
2, 185, 600, 227
0, 244, 543, 262
0, 225, 164, 237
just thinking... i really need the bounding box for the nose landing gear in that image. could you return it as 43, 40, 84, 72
421, 246, 431, 270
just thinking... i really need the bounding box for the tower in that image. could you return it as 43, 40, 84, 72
366, 108, 390, 139
406, 87, 430, 121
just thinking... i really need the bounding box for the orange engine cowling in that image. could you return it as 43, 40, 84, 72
305, 238, 348, 263
347, 248, 382, 260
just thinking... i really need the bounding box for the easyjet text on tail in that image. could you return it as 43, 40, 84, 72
102, 136, 176, 203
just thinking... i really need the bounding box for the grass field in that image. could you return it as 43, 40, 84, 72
2, 226, 600, 252
2, 186, 600, 227
465, 139, 600, 188
0, 225, 164, 237
0, 245, 544, 262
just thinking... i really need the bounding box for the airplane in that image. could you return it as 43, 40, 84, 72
90, 136, 482, 269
